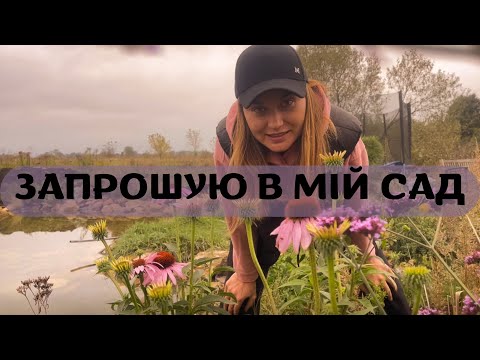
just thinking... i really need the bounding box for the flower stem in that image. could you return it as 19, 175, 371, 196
107, 271, 124, 298
466, 214, 480, 247
139, 273, 150, 307
180, 282, 186, 301
208, 217, 215, 287
429, 246, 478, 301
406, 217, 478, 301
331, 199, 342, 299
162, 300, 168, 315
344, 251, 387, 315
122, 274, 140, 313
22, 294, 36, 315
189, 218, 196, 312
326, 254, 339, 314
412, 289, 422, 315
101, 238, 114, 261
245, 219, 278, 315
308, 244, 322, 314
176, 221, 182, 262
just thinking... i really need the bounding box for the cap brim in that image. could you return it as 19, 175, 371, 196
238, 78, 307, 108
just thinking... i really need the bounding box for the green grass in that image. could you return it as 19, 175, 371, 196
111, 217, 230, 261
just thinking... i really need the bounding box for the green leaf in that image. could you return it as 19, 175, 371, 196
205, 305, 230, 315
173, 299, 189, 307
192, 305, 209, 314
194, 294, 236, 308
298, 288, 313, 297
163, 242, 178, 254
317, 265, 329, 277
350, 307, 375, 315
195, 283, 213, 294
192, 269, 204, 283
337, 297, 356, 307
278, 296, 305, 313
217, 291, 237, 301
212, 266, 235, 275
355, 298, 377, 314
320, 291, 331, 300
278, 279, 308, 288
172, 300, 189, 313
194, 257, 220, 266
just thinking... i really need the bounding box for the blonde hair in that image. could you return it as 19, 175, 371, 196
227, 80, 337, 232
229, 80, 336, 167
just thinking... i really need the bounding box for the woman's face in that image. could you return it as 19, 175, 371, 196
243, 90, 306, 152
243, 89, 307, 153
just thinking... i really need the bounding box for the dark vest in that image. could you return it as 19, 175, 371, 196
216, 104, 363, 160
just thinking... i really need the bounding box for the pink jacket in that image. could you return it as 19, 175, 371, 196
213, 100, 369, 282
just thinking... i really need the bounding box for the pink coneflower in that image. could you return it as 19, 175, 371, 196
271, 218, 314, 254
131, 258, 148, 276
131, 251, 187, 286
270, 198, 320, 254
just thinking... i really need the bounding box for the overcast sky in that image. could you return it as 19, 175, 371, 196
1, 45, 479, 156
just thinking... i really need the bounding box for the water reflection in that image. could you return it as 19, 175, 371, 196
0, 213, 142, 236
0, 227, 119, 314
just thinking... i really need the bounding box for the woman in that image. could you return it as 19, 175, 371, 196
214, 45, 410, 315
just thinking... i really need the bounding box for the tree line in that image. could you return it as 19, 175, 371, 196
296, 46, 480, 164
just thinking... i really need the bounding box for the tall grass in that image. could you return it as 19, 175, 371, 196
112, 217, 229, 261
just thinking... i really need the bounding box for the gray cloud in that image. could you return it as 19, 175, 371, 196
0, 45, 247, 155
0, 45, 478, 155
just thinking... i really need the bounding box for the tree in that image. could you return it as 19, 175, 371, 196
386, 49, 461, 121
122, 146, 137, 156
48, 149, 64, 157
362, 136, 384, 165
445, 94, 480, 139
296, 45, 385, 118
100, 140, 117, 156
411, 119, 465, 165
186, 129, 202, 156
148, 133, 171, 157
209, 136, 217, 153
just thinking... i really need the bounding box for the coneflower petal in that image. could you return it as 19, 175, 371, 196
300, 221, 313, 250
292, 221, 302, 254
143, 266, 156, 286
271, 220, 287, 236
172, 263, 187, 279
159, 270, 168, 285
278, 236, 290, 254
166, 268, 177, 285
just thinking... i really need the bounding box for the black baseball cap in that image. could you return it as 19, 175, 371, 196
235, 45, 308, 108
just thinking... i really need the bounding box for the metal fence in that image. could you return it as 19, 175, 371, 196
440, 159, 477, 168
362, 91, 412, 164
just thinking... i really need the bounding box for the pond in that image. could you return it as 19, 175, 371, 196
0, 214, 143, 315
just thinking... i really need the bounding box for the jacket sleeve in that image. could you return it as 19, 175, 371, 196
344, 138, 369, 210
345, 138, 369, 166
213, 137, 259, 282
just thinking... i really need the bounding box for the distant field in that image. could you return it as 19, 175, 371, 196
0, 152, 214, 168
0, 153, 215, 207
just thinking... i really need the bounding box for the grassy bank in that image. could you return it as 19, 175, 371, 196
111, 217, 230, 261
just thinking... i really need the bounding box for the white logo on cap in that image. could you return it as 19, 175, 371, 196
294, 67, 300, 74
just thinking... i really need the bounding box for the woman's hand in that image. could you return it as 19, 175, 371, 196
224, 273, 257, 315
362, 256, 398, 301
